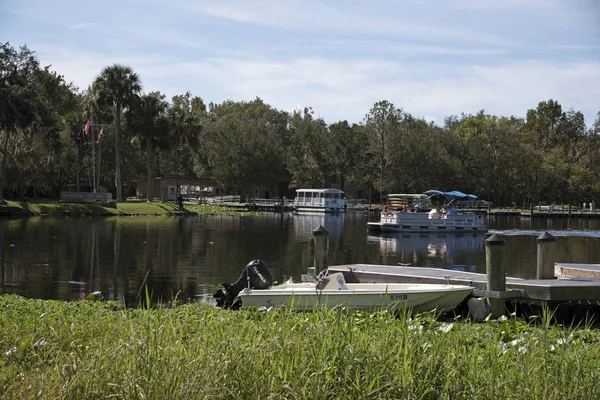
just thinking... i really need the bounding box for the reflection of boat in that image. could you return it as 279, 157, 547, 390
368, 190, 486, 233
215, 260, 474, 313
292, 213, 344, 239
292, 188, 345, 213
368, 232, 485, 255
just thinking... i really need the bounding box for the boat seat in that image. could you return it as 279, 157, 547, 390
317, 273, 348, 290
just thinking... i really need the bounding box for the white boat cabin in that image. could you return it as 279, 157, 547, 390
293, 188, 345, 213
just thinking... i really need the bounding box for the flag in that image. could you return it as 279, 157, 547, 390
84, 117, 92, 135
95, 127, 103, 144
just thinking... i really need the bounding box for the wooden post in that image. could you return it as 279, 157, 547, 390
536, 232, 556, 280
313, 225, 329, 274
485, 234, 506, 318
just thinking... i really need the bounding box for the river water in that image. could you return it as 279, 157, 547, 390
1, 213, 600, 305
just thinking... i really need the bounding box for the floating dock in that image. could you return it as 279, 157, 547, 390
327, 263, 600, 302
326, 263, 600, 321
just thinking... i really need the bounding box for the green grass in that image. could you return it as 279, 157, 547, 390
1, 295, 599, 399
1, 200, 261, 217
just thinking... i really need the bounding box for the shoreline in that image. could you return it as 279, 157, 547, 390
0, 200, 262, 217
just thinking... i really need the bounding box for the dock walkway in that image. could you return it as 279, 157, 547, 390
327, 263, 600, 303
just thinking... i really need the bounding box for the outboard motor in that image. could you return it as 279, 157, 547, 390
214, 259, 274, 309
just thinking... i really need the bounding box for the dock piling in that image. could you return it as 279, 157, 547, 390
536, 232, 556, 279
485, 234, 507, 318
313, 225, 329, 274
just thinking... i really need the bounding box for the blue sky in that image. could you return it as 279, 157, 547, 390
2, 0, 599, 125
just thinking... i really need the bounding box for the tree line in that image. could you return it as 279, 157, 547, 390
1, 43, 599, 206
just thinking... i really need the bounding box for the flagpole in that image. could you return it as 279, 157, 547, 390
97, 135, 102, 191
91, 121, 96, 193
92, 124, 107, 195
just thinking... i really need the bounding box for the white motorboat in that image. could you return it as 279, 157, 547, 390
368, 190, 486, 233
215, 260, 473, 313
292, 188, 345, 213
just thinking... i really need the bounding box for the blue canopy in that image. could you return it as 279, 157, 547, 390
424, 190, 478, 200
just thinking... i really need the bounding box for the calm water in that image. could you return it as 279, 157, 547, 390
1, 213, 600, 304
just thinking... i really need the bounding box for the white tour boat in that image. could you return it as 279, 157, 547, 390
292, 188, 345, 213
367, 190, 486, 233
214, 260, 473, 313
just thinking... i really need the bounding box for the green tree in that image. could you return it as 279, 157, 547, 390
204, 98, 289, 194
163, 92, 202, 201
286, 107, 330, 188
0, 43, 42, 200
327, 121, 369, 191
128, 92, 168, 202
365, 100, 403, 203
93, 65, 142, 202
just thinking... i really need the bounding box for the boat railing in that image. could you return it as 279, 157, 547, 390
247, 197, 282, 206
205, 195, 242, 204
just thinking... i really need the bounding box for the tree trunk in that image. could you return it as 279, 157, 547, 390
91, 123, 96, 193
162, 148, 173, 203
97, 141, 102, 191
0, 131, 11, 201
75, 138, 80, 193
146, 137, 153, 202
115, 104, 122, 202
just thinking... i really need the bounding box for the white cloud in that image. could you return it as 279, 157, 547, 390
10, 0, 597, 126
181, 0, 515, 46
35, 42, 600, 125
449, 0, 555, 10
70, 22, 101, 30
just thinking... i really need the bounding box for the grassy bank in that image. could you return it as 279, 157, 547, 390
0, 200, 260, 217
1, 295, 599, 399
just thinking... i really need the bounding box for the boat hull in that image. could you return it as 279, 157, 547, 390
367, 222, 486, 233
294, 206, 345, 214
238, 282, 473, 313
368, 212, 486, 233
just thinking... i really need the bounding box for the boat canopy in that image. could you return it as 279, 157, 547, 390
295, 188, 344, 194
423, 190, 478, 200
387, 193, 427, 199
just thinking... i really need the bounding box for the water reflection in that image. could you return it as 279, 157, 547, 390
1, 214, 600, 303
367, 232, 485, 272
291, 213, 345, 240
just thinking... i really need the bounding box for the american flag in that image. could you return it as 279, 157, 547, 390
95, 128, 103, 144
84, 117, 92, 134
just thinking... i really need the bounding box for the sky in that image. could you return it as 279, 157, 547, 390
1, 0, 599, 125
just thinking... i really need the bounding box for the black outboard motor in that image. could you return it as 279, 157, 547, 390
214, 259, 274, 309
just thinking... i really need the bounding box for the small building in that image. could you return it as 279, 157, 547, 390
132, 177, 219, 201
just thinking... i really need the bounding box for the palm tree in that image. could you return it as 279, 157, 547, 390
127, 91, 168, 202
93, 65, 142, 202
161, 92, 202, 202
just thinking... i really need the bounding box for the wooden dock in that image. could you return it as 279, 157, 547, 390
326, 263, 600, 303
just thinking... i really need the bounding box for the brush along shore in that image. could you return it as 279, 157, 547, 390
0, 200, 260, 217
1, 295, 599, 399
